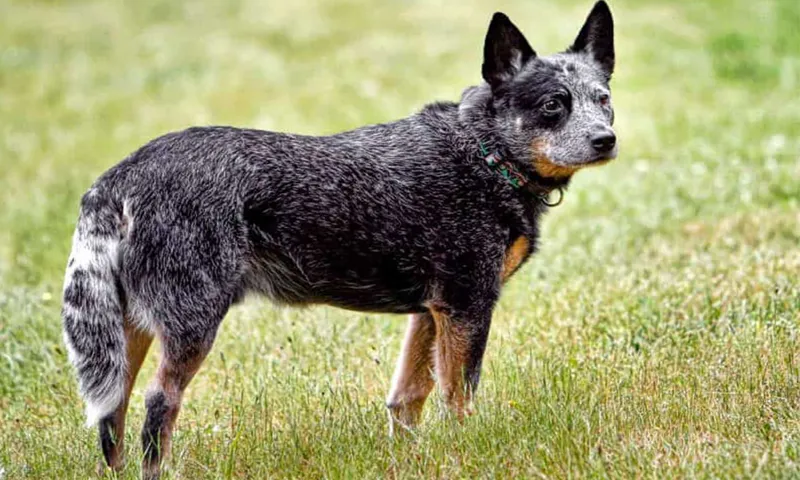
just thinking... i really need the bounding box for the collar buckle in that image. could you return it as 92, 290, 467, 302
540, 187, 564, 207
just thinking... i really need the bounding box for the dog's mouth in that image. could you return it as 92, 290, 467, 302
532, 155, 579, 179
531, 152, 616, 178
572, 145, 618, 167
584, 151, 617, 165
530, 139, 616, 179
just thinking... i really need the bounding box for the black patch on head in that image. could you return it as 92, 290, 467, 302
504, 60, 573, 130
568, 1, 615, 78
482, 13, 536, 90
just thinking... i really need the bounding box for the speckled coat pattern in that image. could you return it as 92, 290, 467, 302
61, 2, 617, 477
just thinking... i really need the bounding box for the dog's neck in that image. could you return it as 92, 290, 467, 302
457, 84, 571, 202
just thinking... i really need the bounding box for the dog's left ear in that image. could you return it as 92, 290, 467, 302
482, 13, 536, 90
569, 1, 615, 78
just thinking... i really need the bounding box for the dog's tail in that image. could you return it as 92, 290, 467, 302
61, 187, 127, 427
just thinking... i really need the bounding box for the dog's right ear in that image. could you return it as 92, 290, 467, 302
482, 13, 536, 90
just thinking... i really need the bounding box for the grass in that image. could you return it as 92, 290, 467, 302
1, 0, 799, 477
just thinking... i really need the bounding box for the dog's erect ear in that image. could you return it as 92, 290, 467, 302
482, 13, 536, 90
569, 1, 614, 78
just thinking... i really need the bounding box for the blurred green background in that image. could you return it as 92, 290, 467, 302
0, 0, 798, 478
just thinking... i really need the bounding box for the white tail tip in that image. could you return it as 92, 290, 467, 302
84, 389, 123, 427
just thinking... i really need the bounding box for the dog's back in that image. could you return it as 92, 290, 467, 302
80, 105, 521, 314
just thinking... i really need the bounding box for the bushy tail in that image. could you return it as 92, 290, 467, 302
61, 188, 126, 427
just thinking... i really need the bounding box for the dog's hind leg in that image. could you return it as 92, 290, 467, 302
140, 306, 228, 480
97, 320, 153, 473
386, 312, 436, 434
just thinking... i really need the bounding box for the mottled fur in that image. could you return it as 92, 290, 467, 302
61, 2, 617, 477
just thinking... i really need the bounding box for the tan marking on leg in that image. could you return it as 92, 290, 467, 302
501, 236, 530, 282
98, 320, 153, 473
142, 343, 210, 480
430, 306, 473, 420
386, 312, 436, 434
530, 138, 578, 179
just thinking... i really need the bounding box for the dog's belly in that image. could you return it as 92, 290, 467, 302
243, 247, 428, 314
309, 284, 428, 314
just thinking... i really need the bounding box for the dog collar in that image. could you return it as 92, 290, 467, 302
480, 142, 528, 189
479, 142, 564, 207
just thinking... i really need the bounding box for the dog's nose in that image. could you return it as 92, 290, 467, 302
591, 133, 616, 153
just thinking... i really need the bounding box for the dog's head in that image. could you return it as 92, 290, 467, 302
479, 1, 616, 179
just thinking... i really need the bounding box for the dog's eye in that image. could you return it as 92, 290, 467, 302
542, 100, 561, 114
599, 94, 610, 106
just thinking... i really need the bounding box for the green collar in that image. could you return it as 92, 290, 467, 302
479, 142, 528, 189
479, 141, 564, 207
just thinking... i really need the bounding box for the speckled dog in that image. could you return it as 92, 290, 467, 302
62, 2, 617, 477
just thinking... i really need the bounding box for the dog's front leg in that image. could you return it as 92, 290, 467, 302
428, 302, 494, 420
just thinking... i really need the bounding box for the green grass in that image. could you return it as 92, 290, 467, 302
1, 0, 799, 477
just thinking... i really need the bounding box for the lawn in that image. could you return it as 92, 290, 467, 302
1, 0, 799, 478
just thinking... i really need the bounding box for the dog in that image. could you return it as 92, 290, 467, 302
61, 2, 616, 477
